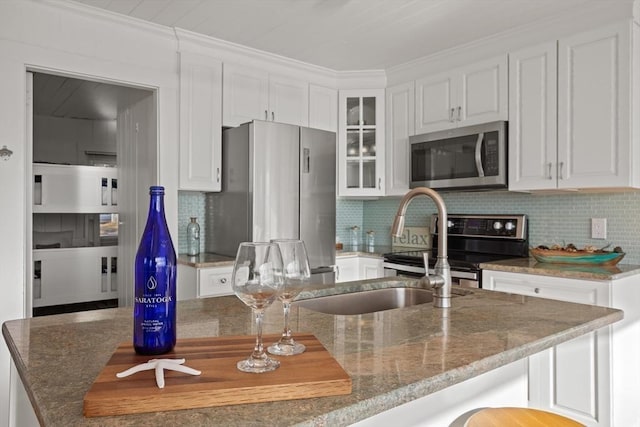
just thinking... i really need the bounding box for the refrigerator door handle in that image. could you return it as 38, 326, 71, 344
303, 148, 311, 173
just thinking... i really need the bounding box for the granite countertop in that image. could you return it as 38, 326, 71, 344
177, 253, 234, 268
480, 257, 640, 281
2, 277, 621, 426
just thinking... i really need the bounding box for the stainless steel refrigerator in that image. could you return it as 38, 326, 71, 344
205, 120, 336, 282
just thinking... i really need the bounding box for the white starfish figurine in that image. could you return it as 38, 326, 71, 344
116, 358, 202, 389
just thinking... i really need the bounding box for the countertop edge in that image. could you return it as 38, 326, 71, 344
294, 309, 623, 426
2, 323, 45, 426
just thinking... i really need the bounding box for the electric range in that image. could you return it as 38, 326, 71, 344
383, 214, 529, 288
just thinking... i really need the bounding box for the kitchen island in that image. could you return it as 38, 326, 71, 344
3, 278, 622, 426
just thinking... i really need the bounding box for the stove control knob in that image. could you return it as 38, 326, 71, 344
447, 220, 454, 228
493, 221, 503, 230
505, 221, 516, 231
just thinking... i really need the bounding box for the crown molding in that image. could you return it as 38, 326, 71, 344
45, 0, 176, 41
387, 0, 634, 84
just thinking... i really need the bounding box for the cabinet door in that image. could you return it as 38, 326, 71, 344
483, 270, 611, 426
385, 82, 414, 196
359, 257, 384, 279
309, 84, 337, 132
177, 264, 197, 301
457, 55, 508, 126
269, 74, 309, 126
557, 22, 632, 189
508, 43, 558, 191
335, 256, 359, 283
415, 71, 456, 134
179, 52, 222, 192
222, 63, 269, 127
198, 266, 233, 298
338, 89, 385, 197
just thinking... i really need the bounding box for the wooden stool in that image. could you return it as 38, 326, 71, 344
450, 407, 585, 426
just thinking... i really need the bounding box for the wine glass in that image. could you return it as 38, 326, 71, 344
268, 239, 311, 356
232, 242, 284, 373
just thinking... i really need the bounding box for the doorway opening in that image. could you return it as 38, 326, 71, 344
28, 71, 157, 317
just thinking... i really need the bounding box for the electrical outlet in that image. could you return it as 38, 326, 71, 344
591, 218, 607, 239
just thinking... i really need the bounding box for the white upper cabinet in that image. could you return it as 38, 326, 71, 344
338, 89, 385, 197
179, 51, 223, 192
222, 64, 269, 127
309, 84, 338, 132
508, 42, 558, 191
223, 63, 309, 127
557, 22, 633, 189
385, 82, 414, 196
415, 55, 507, 134
510, 22, 637, 191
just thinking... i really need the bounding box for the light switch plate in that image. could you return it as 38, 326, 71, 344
591, 218, 607, 239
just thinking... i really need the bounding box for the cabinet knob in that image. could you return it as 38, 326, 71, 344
534, 287, 540, 294
457, 106, 462, 121
220, 277, 227, 284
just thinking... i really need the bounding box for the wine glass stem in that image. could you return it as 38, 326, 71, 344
282, 300, 292, 339
252, 309, 266, 358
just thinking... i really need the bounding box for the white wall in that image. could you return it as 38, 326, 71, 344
0, 1, 179, 426
33, 115, 117, 165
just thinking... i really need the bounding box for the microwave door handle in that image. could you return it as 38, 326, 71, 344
475, 132, 485, 177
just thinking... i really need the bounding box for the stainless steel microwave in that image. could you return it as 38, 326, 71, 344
410, 121, 507, 191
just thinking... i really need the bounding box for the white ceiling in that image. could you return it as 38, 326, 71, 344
33, 73, 152, 121
72, 0, 619, 71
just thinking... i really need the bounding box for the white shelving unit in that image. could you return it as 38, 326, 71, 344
32, 163, 119, 310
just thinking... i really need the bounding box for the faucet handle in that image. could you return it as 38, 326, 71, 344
422, 252, 429, 273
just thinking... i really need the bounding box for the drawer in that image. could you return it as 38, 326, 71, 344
198, 266, 233, 298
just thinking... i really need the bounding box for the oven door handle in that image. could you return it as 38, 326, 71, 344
475, 132, 485, 177
450, 270, 478, 280
383, 262, 426, 275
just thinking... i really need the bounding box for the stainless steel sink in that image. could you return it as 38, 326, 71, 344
293, 287, 435, 315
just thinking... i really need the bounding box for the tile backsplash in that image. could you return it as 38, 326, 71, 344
180, 190, 640, 264
339, 190, 640, 264
177, 191, 206, 254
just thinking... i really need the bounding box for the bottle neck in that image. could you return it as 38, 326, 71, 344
147, 193, 166, 223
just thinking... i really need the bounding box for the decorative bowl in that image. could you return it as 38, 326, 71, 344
530, 248, 625, 266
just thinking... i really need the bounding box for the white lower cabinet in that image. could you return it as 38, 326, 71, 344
483, 269, 640, 426
336, 255, 384, 283
177, 264, 233, 300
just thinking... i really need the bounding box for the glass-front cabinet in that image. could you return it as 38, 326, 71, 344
338, 89, 385, 197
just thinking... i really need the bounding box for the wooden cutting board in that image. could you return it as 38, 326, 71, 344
83, 333, 351, 417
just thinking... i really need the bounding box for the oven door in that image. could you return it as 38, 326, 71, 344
410, 121, 507, 190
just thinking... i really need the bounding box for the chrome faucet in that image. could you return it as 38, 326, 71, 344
391, 187, 452, 308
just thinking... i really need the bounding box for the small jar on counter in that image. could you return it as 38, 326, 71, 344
350, 225, 360, 248
186, 217, 200, 256
366, 230, 375, 251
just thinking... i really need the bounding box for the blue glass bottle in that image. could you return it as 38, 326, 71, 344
133, 186, 177, 355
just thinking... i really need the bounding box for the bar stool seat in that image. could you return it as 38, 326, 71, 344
450, 407, 585, 426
